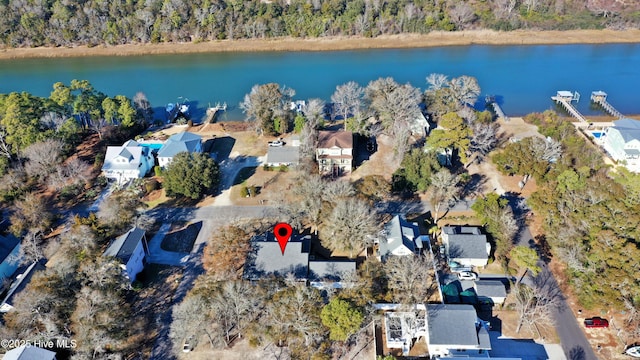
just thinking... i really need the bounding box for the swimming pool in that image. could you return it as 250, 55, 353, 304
139, 142, 164, 150
591, 132, 604, 139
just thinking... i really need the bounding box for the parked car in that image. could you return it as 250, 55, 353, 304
584, 317, 609, 328
625, 344, 640, 358
268, 140, 284, 147
457, 271, 478, 281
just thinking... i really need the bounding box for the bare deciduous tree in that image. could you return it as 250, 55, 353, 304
240, 83, 294, 135
513, 273, 560, 335
331, 81, 364, 121
320, 198, 379, 258
22, 139, 65, 179
531, 136, 562, 163
385, 255, 437, 304
470, 122, 499, 161
39, 111, 66, 132
425, 73, 448, 91
449, 2, 476, 29
429, 169, 461, 222
133, 91, 153, 126
0, 127, 12, 159
9, 192, 52, 236
449, 75, 481, 108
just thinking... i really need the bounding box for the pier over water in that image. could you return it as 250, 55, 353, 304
551, 91, 587, 122
590, 91, 624, 119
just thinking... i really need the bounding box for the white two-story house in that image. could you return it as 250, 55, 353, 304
102, 140, 155, 184
103, 227, 148, 283
316, 131, 353, 176
602, 118, 640, 173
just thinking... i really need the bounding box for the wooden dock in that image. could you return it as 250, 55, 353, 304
485, 95, 509, 121
205, 102, 227, 123
551, 91, 587, 122
590, 91, 624, 119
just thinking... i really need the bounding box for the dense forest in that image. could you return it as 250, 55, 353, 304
1, 0, 640, 48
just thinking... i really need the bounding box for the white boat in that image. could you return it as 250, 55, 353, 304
626, 345, 640, 358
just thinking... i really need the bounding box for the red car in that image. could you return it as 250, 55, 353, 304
584, 317, 609, 328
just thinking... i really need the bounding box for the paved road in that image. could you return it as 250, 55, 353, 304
516, 226, 597, 360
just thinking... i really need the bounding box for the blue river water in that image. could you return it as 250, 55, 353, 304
0, 43, 639, 121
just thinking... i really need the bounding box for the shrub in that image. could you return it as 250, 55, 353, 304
240, 185, 249, 197
94, 153, 105, 169
263, 164, 272, 171
154, 166, 162, 177
278, 165, 288, 172
187, 119, 193, 127
145, 179, 159, 194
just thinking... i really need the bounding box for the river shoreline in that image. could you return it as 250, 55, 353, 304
2, 29, 640, 60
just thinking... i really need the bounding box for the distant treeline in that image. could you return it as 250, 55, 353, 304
2, 0, 639, 48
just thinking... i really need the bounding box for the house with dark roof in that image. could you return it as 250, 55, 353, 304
475, 280, 507, 305
602, 118, 640, 172
103, 227, 148, 283
243, 233, 310, 281
157, 131, 203, 168
0, 261, 45, 313
0, 233, 20, 288
441, 226, 491, 268
243, 232, 356, 286
427, 304, 491, 357
3, 345, 57, 360
378, 215, 422, 260
316, 131, 353, 176
102, 140, 155, 184
308, 260, 355, 289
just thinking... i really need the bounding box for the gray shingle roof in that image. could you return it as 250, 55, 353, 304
157, 131, 202, 158
2, 345, 57, 360
475, 280, 507, 299
443, 226, 488, 261
380, 215, 419, 257
427, 304, 480, 347
308, 260, 355, 282
1, 261, 45, 311
266, 146, 300, 165
243, 233, 309, 280
103, 227, 145, 263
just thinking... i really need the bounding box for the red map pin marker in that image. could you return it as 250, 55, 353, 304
274, 223, 293, 255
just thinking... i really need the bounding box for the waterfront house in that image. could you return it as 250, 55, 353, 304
316, 131, 353, 176
377, 215, 422, 260
602, 118, 640, 172
102, 140, 155, 184
3, 345, 57, 360
103, 227, 148, 283
243, 232, 310, 281
157, 131, 203, 168
441, 226, 491, 268
426, 304, 491, 357
0, 234, 20, 287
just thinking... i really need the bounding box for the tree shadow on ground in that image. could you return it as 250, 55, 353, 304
209, 136, 235, 162
161, 221, 202, 253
